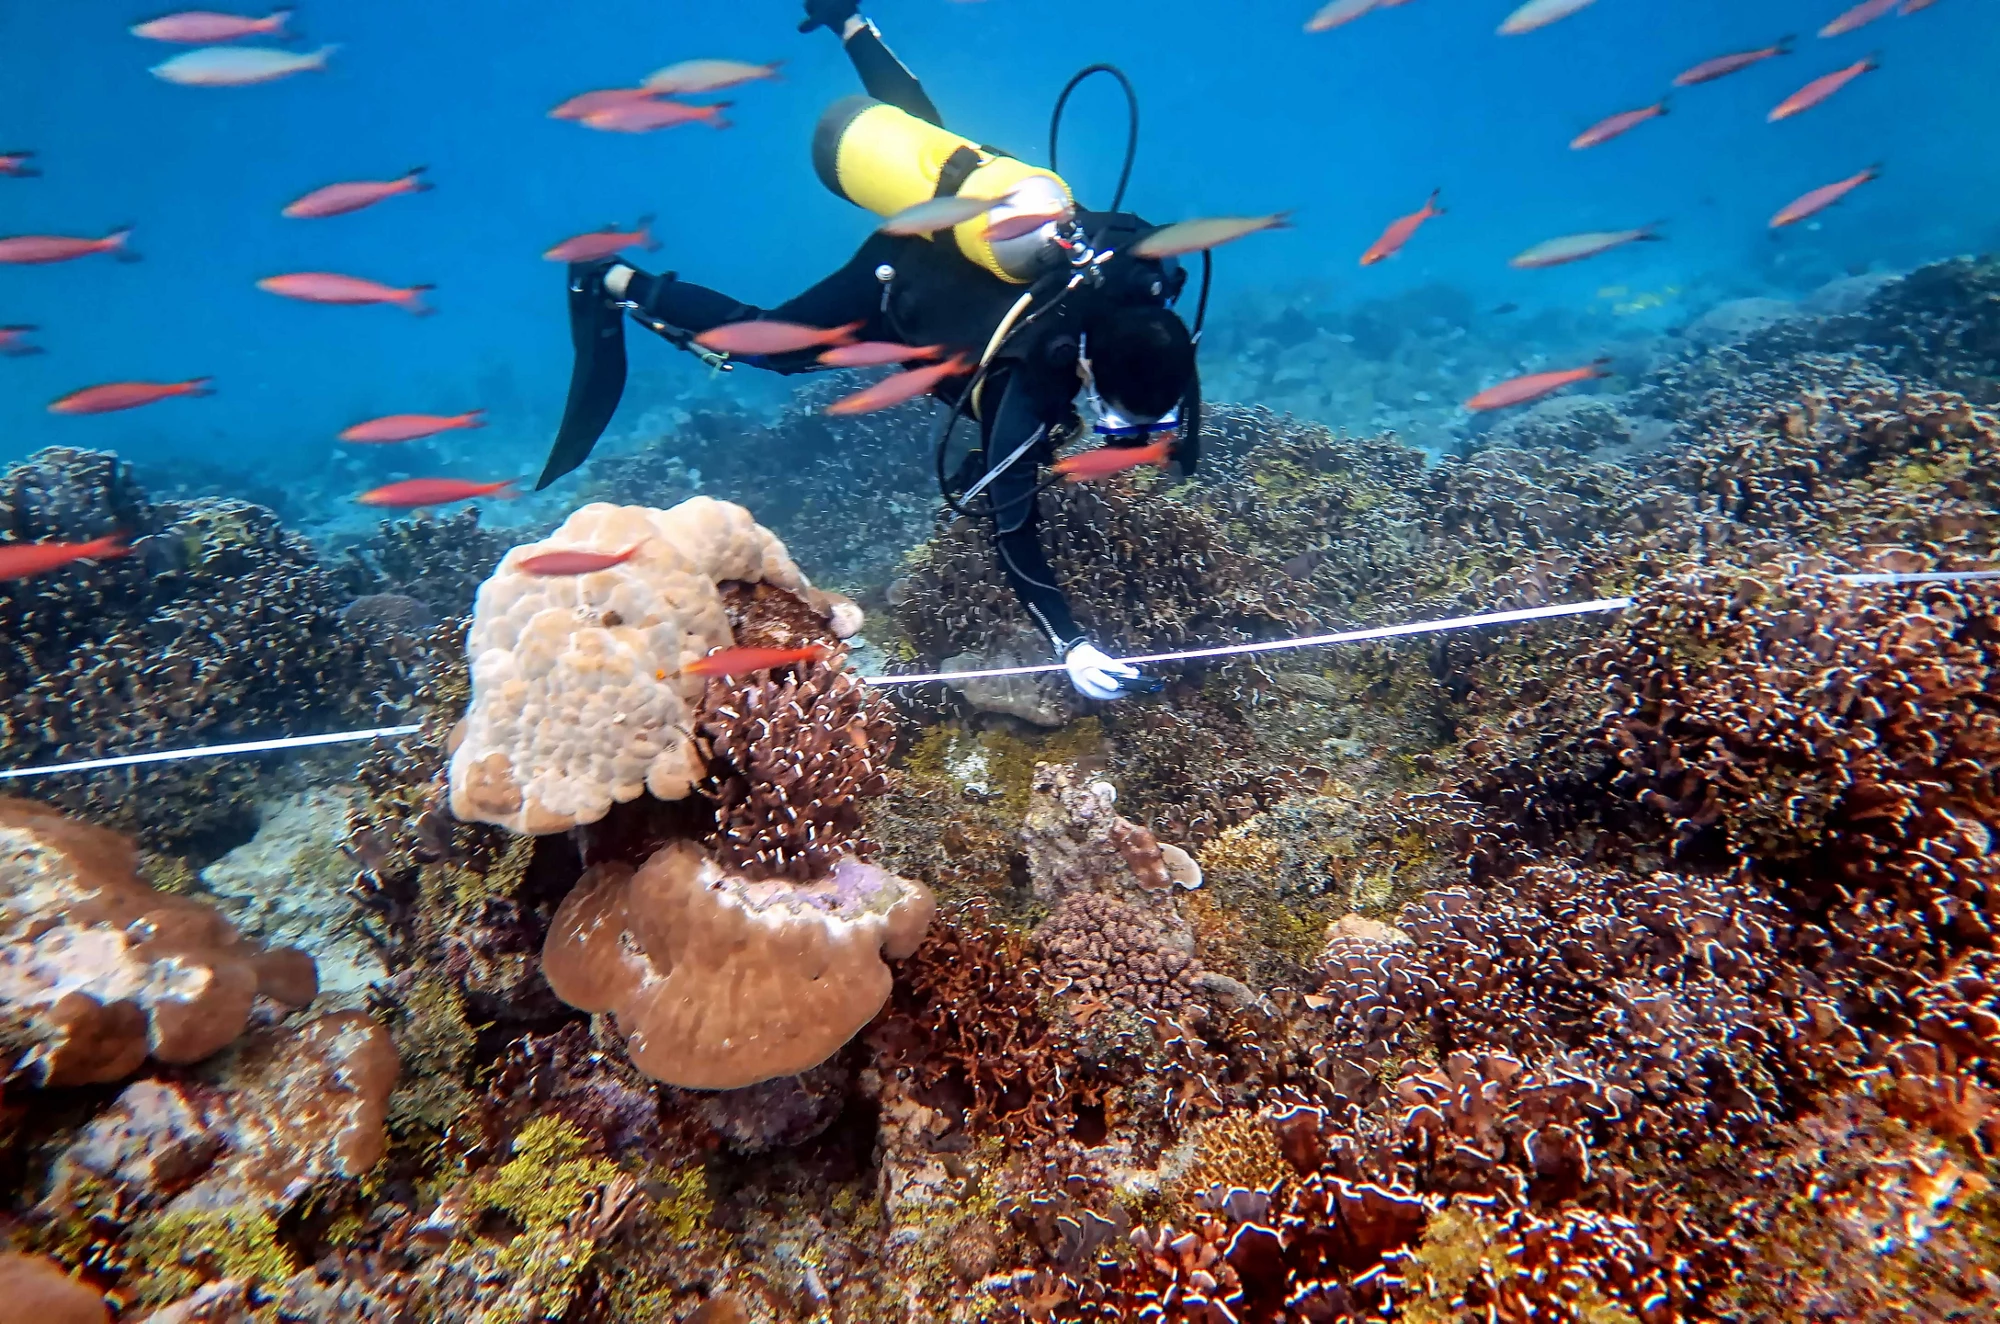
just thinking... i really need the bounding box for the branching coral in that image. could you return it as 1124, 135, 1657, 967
699, 661, 897, 881
0, 449, 421, 851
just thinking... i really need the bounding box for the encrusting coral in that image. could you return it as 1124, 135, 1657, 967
543, 843, 934, 1089
0, 797, 316, 1086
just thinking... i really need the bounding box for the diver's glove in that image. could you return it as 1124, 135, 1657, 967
1064, 640, 1155, 702
799, 0, 861, 34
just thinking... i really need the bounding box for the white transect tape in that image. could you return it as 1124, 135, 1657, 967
859, 597, 1636, 687
1837, 570, 2000, 585
3, 568, 1995, 782
0, 724, 423, 782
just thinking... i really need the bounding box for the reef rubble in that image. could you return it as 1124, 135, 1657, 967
0, 256, 1997, 1320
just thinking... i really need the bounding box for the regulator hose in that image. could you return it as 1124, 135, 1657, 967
1049, 63, 1139, 214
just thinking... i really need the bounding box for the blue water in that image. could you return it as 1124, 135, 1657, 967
3, 0, 1995, 499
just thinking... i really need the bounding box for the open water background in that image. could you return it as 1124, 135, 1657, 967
2, 0, 1995, 492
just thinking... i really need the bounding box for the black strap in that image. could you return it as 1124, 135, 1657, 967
931, 146, 983, 262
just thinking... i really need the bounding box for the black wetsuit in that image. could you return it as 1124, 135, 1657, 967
545, 25, 1189, 653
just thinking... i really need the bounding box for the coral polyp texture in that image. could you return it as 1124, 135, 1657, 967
448, 497, 841, 833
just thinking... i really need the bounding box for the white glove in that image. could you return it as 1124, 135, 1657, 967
1064, 640, 1142, 701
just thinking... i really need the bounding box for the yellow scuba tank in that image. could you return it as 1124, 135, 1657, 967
813, 95, 1072, 285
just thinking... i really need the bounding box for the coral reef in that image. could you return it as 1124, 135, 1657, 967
0, 448, 422, 853
5, 256, 2000, 1323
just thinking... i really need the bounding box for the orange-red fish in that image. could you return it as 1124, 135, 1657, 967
1571, 100, 1668, 149
1768, 56, 1877, 121
0, 533, 132, 582
356, 478, 517, 508
258, 272, 433, 313
983, 210, 1070, 243
696, 320, 861, 357
818, 341, 943, 368
0, 325, 41, 357
1673, 38, 1792, 86
825, 355, 971, 416
1360, 189, 1442, 266
339, 410, 485, 443
519, 542, 648, 576
543, 220, 658, 264
284, 167, 431, 219
1053, 438, 1175, 482
1465, 360, 1610, 411
682, 645, 829, 678
49, 378, 212, 415
1305, 0, 1377, 31
582, 99, 732, 132
0, 151, 38, 178
1509, 226, 1661, 269
1770, 165, 1880, 228
0, 228, 134, 265
131, 8, 292, 42
1820, 0, 1898, 36
643, 59, 782, 95
549, 87, 658, 120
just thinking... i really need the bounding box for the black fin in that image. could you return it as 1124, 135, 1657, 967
538, 264, 629, 490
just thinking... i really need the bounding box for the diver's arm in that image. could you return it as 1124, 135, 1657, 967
842, 21, 943, 127
801, 0, 943, 126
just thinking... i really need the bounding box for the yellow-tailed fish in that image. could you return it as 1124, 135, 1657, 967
1509, 226, 1662, 269
1498, 0, 1597, 35
1132, 213, 1292, 259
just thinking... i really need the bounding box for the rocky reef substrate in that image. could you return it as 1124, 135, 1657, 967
0, 257, 1997, 1321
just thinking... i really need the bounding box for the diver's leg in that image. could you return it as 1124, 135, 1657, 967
979, 375, 1080, 651
613, 234, 896, 372
539, 262, 630, 490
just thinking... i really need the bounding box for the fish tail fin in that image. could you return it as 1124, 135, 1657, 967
407, 165, 433, 191
86, 532, 134, 560
1658, 95, 1671, 114
1638, 221, 1668, 241
1428, 187, 1445, 215
266, 8, 295, 33
1864, 49, 1883, 70
405, 284, 436, 316
1776, 34, 1796, 54
1590, 356, 1615, 376
107, 226, 142, 262
308, 43, 339, 69
184, 377, 216, 397
497, 480, 523, 499
832, 321, 865, 343
462, 409, 488, 428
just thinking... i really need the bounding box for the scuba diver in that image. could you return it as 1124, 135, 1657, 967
540, 0, 1201, 702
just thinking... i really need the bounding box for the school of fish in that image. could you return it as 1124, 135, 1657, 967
0, 0, 1946, 579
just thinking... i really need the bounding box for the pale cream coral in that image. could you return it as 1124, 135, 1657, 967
448, 498, 849, 834
543, 842, 935, 1090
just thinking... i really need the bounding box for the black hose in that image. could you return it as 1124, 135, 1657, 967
1049, 63, 1139, 213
